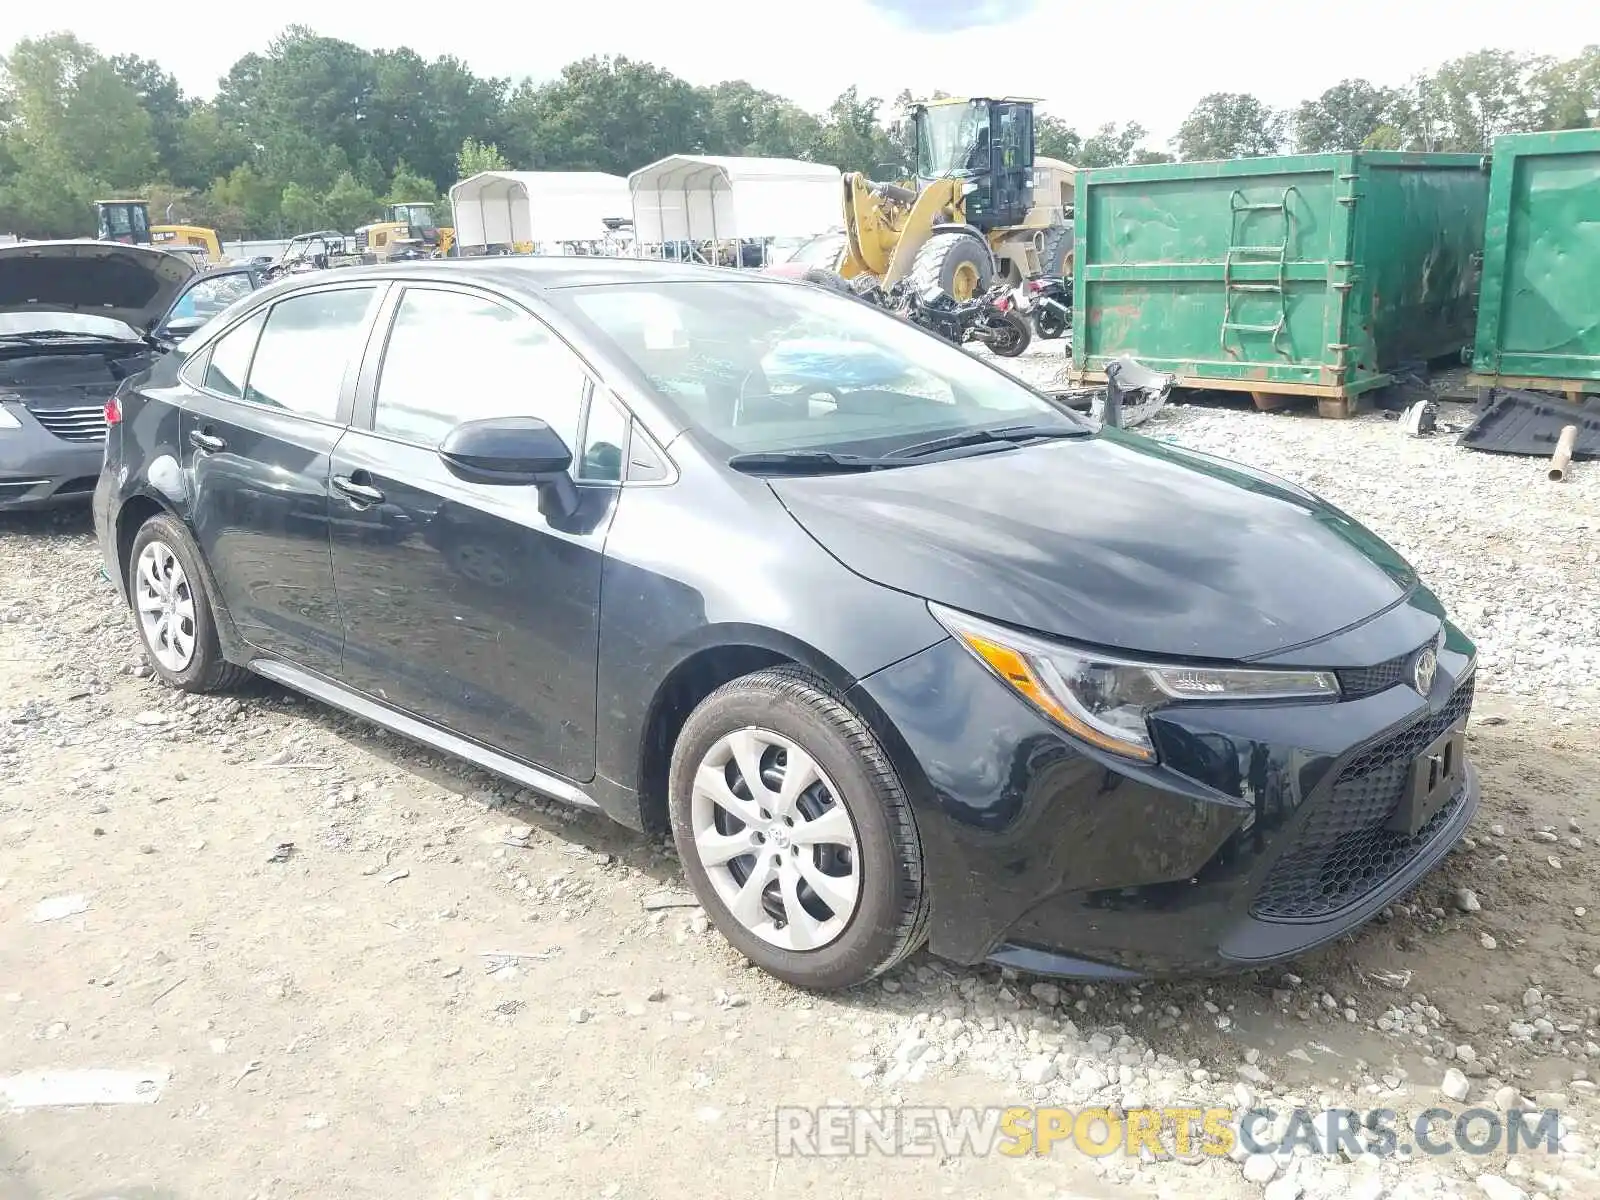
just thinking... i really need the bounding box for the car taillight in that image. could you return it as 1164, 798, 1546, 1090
104, 396, 122, 426
1027, 280, 1045, 294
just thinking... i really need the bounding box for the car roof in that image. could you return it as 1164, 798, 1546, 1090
284, 256, 793, 295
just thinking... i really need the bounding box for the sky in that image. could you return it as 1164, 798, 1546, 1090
10, 0, 1597, 147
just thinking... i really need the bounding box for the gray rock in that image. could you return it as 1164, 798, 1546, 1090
1477, 1175, 1528, 1200
1441, 1068, 1471, 1102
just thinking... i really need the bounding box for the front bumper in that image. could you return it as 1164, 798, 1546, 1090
849, 597, 1479, 979
0, 416, 105, 511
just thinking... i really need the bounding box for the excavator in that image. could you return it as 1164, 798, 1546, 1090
354, 202, 456, 262
835, 96, 1076, 302
95, 199, 226, 264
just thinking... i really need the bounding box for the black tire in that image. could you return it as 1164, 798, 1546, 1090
1032, 305, 1069, 341
669, 666, 929, 990
127, 513, 251, 693
909, 232, 994, 301
986, 309, 1032, 357
1036, 221, 1073, 280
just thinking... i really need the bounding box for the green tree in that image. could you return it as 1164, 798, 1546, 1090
504, 56, 706, 173
170, 103, 250, 191
1294, 80, 1400, 151
209, 163, 283, 236
1035, 113, 1083, 163
1174, 92, 1286, 160
457, 136, 510, 178
279, 180, 323, 232
1080, 122, 1150, 167
387, 160, 440, 205
2, 33, 157, 191
109, 53, 189, 174
702, 80, 820, 158
322, 170, 380, 230
811, 86, 899, 174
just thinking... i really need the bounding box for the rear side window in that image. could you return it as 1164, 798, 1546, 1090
204, 311, 266, 399
372, 287, 588, 450
244, 288, 377, 421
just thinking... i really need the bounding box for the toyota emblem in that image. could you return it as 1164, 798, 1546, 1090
1412, 645, 1438, 695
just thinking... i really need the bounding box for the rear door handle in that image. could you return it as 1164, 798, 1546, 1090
332, 475, 385, 506
188, 429, 226, 453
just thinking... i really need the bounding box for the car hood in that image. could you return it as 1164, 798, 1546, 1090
0, 240, 195, 334
768, 430, 1418, 662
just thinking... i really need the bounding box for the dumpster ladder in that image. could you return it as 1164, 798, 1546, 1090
1220, 187, 1299, 359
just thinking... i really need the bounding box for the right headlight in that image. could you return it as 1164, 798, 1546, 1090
931, 602, 1340, 763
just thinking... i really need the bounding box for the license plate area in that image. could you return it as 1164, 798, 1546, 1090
1388, 725, 1467, 836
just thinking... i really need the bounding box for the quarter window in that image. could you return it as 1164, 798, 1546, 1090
243, 288, 377, 421
203, 311, 266, 399
578, 391, 629, 482
372, 287, 588, 451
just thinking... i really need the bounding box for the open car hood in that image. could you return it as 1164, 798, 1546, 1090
0, 240, 196, 334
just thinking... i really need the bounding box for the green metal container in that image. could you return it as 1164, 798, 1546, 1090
1470, 128, 1600, 396
1070, 152, 1490, 410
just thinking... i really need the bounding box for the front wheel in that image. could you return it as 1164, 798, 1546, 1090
1032, 304, 1069, 341
669, 666, 928, 990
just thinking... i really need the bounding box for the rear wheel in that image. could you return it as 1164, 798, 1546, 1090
910, 232, 993, 302
127, 513, 250, 693
985, 309, 1032, 357
669, 666, 928, 990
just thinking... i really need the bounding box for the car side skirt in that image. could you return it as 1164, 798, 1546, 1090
247, 658, 601, 811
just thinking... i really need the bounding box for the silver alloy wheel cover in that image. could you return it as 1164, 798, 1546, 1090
134, 540, 198, 673
690, 727, 862, 950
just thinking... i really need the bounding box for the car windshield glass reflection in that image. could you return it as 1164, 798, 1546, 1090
568, 281, 1081, 459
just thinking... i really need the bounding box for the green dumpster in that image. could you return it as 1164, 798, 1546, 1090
1470, 128, 1600, 397
1069, 152, 1490, 415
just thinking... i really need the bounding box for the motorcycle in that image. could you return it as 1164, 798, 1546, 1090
1022, 276, 1071, 342
883, 281, 1033, 357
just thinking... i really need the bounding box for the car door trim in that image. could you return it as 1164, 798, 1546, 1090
248, 657, 600, 810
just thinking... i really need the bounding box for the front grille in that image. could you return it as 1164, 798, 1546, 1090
1336, 651, 1410, 699
28, 404, 107, 443
1252, 675, 1475, 921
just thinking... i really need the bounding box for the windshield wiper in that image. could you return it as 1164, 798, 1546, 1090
886, 423, 1087, 460
726, 450, 902, 475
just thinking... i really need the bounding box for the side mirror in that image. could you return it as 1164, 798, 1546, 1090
438, 416, 577, 516
156, 316, 204, 344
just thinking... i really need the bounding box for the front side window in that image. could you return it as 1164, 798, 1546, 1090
568, 280, 1080, 459
915, 103, 986, 179
243, 287, 376, 421
372, 287, 587, 451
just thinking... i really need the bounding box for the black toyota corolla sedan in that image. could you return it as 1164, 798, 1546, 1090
93, 257, 1478, 989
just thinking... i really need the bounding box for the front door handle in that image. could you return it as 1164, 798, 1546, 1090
188, 429, 226, 453
333, 475, 385, 506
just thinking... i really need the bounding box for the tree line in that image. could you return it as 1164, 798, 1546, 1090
0, 28, 1595, 240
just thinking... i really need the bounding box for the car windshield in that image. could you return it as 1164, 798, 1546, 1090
567, 280, 1081, 459
916, 103, 986, 178
0, 312, 141, 342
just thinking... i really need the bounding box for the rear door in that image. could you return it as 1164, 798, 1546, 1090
180, 282, 385, 674
328, 282, 624, 780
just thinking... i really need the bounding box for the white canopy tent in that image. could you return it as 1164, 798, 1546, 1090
627, 156, 842, 257
449, 171, 632, 249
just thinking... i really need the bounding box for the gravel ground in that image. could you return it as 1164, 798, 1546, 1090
3, 348, 1599, 1200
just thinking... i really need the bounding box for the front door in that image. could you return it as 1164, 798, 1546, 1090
181, 283, 384, 674
328, 283, 622, 780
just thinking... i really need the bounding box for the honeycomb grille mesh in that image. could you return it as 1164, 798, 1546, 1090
1252, 676, 1474, 921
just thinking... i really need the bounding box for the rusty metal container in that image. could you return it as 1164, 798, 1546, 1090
1470, 128, 1600, 397
1069, 152, 1490, 413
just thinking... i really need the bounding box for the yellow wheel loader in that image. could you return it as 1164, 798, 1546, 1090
356, 203, 456, 262
837, 97, 1075, 301
96, 200, 227, 264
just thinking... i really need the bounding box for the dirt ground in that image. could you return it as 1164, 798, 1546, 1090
3, 399, 1599, 1199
